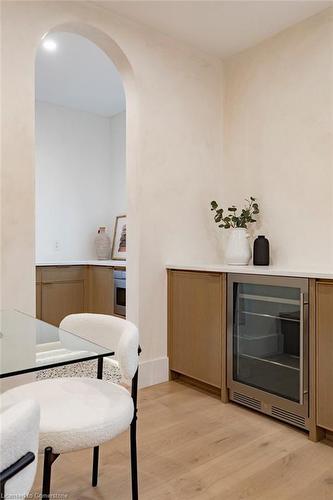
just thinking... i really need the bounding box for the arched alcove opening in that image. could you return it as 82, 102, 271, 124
34, 24, 139, 327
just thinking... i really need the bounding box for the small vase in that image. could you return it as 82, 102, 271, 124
95, 227, 111, 260
225, 228, 251, 266
253, 235, 270, 266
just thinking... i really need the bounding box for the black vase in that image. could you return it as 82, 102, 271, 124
253, 235, 269, 266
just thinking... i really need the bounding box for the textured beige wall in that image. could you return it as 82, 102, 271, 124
3, 1, 330, 388
223, 8, 333, 267
1, 1, 223, 386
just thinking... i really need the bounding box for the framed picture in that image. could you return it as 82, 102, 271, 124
111, 215, 127, 260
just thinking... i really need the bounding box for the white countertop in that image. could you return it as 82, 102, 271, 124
36, 260, 126, 267
166, 263, 333, 280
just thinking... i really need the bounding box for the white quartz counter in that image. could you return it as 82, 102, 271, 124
166, 263, 333, 280
36, 260, 126, 268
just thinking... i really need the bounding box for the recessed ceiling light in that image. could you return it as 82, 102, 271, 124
42, 39, 57, 52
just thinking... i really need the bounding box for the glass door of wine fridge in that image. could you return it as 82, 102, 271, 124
227, 274, 309, 428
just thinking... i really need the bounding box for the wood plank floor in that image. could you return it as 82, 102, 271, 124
32, 381, 333, 499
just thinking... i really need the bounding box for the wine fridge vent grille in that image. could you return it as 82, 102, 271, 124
233, 391, 262, 410
271, 406, 306, 429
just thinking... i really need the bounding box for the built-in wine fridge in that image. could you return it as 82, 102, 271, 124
227, 274, 309, 429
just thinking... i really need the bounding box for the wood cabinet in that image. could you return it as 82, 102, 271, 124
168, 270, 227, 396
167, 268, 333, 438
88, 266, 114, 315
36, 265, 116, 326
316, 281, 333, 432
37, 266, 88, 326
36, 268, 42, 320
41, 281, 85, 327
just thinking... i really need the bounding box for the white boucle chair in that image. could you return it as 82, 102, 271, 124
0, 399, 40, 498
2, 313, 140, 500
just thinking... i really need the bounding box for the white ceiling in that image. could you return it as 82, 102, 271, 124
35, 32, 126, 117
99, 0, 332, 58
35, 3, 331, 114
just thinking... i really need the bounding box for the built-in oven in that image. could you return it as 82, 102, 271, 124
227, 274, 309, 429
114, 269, 126, 317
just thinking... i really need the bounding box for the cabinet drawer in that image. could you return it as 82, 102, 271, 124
41, 266, 86, 283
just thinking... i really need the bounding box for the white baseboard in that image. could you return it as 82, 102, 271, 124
138, 356, 169, 388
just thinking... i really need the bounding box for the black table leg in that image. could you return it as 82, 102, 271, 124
92, 357, 103, 487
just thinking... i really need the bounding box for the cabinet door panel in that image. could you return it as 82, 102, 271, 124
88, 266, 114, 315
168, 271, 222, 388
41, 281, 85, 327
36, 283, 42, 320
36, 268, 42, 319
316, 282, 333, 431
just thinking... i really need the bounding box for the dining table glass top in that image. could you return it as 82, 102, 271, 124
0, 310, 114, 378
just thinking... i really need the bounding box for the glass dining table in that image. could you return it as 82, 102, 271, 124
0, 310, 114, 380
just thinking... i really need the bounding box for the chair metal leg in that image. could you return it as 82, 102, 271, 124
42, 446, 59, 499
130, 366, 139, 500
92, 446, 99, 487
130, 414, 138, 500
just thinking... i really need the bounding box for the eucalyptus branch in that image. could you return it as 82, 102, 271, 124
210, 197, 259, 230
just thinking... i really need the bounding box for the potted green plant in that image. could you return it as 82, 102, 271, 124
210, 197, 259, 265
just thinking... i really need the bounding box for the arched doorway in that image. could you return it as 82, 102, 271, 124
34, 26, 139, 327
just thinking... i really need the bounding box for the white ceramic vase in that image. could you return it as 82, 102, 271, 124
225, 228, 252, 265
95, 227, 111, 260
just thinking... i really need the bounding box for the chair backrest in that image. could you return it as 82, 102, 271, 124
60, 313, 139, 380
0, 399, 40, 498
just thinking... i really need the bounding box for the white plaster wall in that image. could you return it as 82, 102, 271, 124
1, 1, 223, 386
35, 102, 126, 261
109, 111, 126, 222
222, 9, 333, 267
